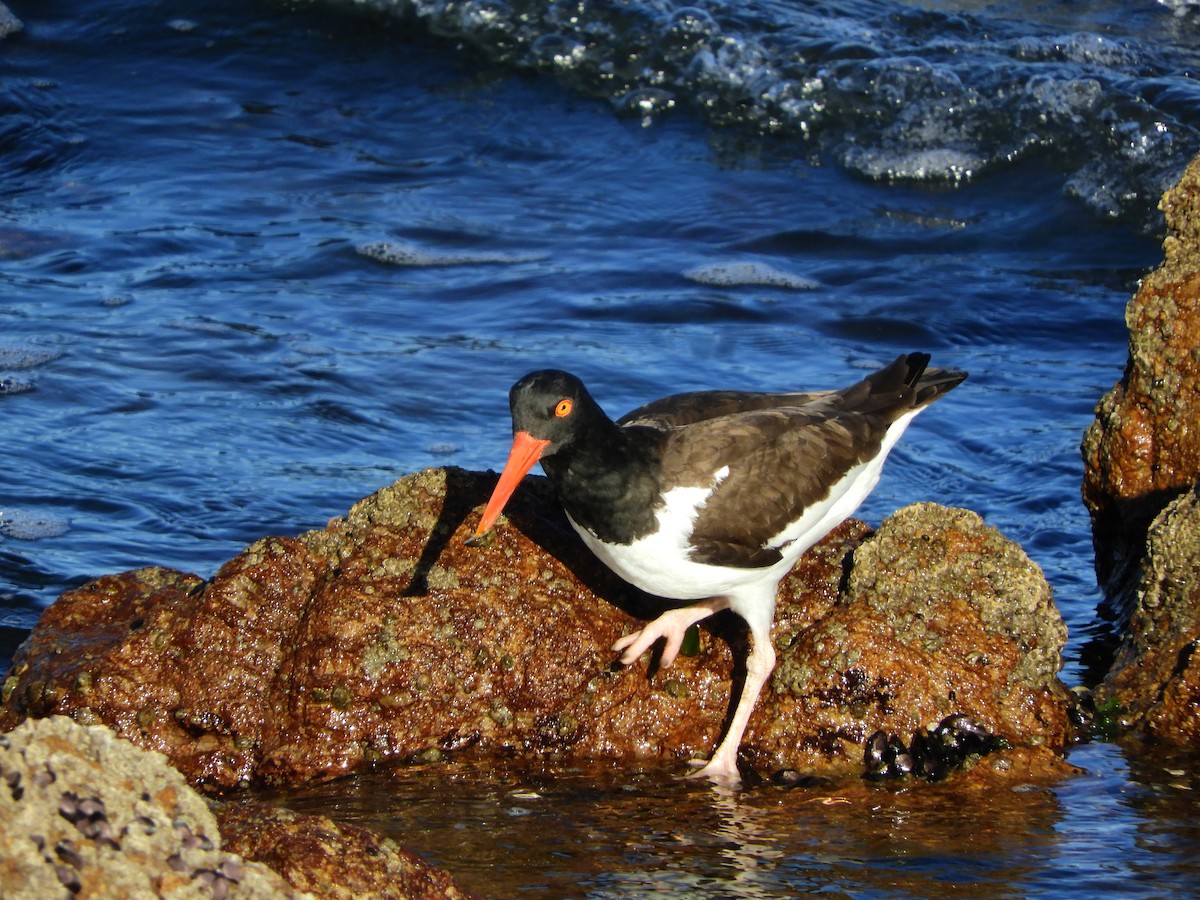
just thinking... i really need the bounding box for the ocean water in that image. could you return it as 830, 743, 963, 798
3, 0, 1200, 895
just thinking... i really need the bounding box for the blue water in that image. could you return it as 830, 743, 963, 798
2, 0, 1199, 895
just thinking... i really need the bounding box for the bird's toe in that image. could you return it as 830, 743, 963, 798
683, 758, 742, 787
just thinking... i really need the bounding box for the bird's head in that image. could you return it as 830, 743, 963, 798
507, 369, 597, 456
469, 370, 600, 542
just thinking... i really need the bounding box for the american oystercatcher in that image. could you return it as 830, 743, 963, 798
470, 352, 966, 783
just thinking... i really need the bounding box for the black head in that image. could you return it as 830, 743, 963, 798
470, 369, 610, 541
508, 369, 606, 458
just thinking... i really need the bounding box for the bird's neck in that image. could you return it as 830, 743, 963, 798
541, 421, 663, 545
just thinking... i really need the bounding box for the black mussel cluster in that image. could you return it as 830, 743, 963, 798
863, 714, 1007, 781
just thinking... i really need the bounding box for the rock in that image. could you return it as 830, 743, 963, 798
753, 503, 1074, 777
217, 801, 477, 900
1081, 152, 1200, 746
2, 467, 1074, 786
0, 715, 305, 898
1096, 485, 1200, 746
1082, 154, 1200, 624
0, 560, 295, 792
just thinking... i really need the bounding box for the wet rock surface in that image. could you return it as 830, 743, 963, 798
1082, 154, 1200, 623
1097, 486, 1200, 746
0, 715, 305, 898
217, 800, 477, 900
1081, 154, 1200, 749
754, 502, 1073, 778
2, 467, 1075, 787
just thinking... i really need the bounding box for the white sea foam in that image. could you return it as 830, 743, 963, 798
842, 145, 984, 185
684, 261, 818, 290
343, 0, 1196, 230
1159, 0, 1200, 13
356, 241, 543, 267
0, 509, 69, 540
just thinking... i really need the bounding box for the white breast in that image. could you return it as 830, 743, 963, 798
567, 465, 757, 600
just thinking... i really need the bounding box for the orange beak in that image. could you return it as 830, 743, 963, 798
470, 431, 552, 541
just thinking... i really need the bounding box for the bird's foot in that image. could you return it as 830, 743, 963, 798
612, 599, 725, 669
683, 755, 742, 787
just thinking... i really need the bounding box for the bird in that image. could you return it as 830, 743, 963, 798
469, 352, 966, 784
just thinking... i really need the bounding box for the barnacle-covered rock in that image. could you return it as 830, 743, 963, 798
2, 470, 1075, 786
217, 801, 475, 900
759, 503, 1074, 778
1082, 154, 1200, 626
0, 715, 302, 898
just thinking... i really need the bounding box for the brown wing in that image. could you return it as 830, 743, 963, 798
658, 408, 890, 568
652, 353, 966, 569
619, 352, 964, 430
619, 389, 832, 429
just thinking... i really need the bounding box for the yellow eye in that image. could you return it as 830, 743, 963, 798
555, 398, 573, 418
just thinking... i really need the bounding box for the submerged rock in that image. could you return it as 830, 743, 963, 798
1, 467, 1074, 786
1097, 486, 1200, 747
0, 715, 304, 898
1082, 154, 1200, 624
217, 801, 477, 900
0, 3, 21, 41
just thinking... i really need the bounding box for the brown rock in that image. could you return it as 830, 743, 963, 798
1097, 485, 1200, 746
2, 467, 1073, 787
217, 801, 477, 900
751, 503, 1074, 777
1082, 154, 1200, 615
1080, 152, 1200, 747
0, 549, 321, 792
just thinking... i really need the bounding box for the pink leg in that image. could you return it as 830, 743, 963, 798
689, 630, 776, 785
612, 597, 728, 669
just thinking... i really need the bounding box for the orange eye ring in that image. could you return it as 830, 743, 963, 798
554, 399, 573, 418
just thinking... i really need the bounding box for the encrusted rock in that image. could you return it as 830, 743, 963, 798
1082, 154, 1200, 622
755, 503, 1074, 777
0, 552, 318, 792
0, 715, 304, 898
217, 801, 477, 900
1097, 485, 1200, 745
1081, 152, 1200, 748
2, 467, 1074, 785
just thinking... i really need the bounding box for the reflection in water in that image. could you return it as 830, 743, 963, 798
260, 755, 1073, 899
1116, 744, 1200, 896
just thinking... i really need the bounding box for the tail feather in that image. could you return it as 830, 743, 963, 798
907, 352, 968, 407
902, 351, 932, 385
855, 352, 966, 419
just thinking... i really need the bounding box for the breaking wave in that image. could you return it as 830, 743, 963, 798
322, 0, 1200, 230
